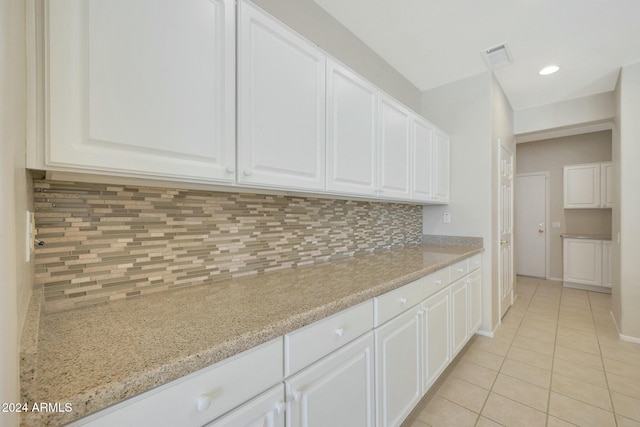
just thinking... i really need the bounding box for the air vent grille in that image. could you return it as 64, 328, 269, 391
483, 43, 513, 69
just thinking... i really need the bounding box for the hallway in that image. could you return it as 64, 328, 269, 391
405, 277, 640, 427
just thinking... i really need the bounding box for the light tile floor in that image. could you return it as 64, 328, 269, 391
406, 276, 640, 427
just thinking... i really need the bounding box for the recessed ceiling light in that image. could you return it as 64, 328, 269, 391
539, 65, 560, 75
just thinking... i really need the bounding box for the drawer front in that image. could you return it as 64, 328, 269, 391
285, 300, 374, 376
75, 338, 284, 427
374, 277, 426, 326
423, 269, 450, 299
449, 260, 468, 283
467, 254, 482, 272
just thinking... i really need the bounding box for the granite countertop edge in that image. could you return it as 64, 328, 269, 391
21, 240, 483, 426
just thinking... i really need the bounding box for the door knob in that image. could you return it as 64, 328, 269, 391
500, 240, 508, 245
538, 223, 545, 233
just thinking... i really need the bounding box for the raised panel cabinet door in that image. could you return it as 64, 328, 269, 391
326, 59, 378, 196
422, 288, 450, 393
450, 278, 469, 357
237, 0, 326, 191
563, 238, 603, 286
206, 385, 285, 427
47, 0, 236, 182
375, 307, 422, 427
563, 164, 601, 208
378, 95, 411, 200
601, 163, 614, 208
286, 333, 375, 427
468, 269, 482, 334
433, 131, 450, 203
411, 118, 435, 202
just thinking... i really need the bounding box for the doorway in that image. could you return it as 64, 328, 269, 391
515, 173, 549, 279
499, 145, 514, 319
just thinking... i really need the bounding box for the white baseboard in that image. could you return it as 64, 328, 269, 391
547, 276, 563, 282
475, 320, 500, 338
610, 311, 640, 343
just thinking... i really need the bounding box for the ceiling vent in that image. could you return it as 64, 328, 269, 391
482, 43, 513, 69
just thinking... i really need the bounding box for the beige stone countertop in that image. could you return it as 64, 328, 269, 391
21, 242, 482, 426
561, 234, 612, 240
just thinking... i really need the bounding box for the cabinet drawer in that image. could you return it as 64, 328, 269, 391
423, 269, 450, 299
449, 260, 468, 283
467, 254, 482, 272
374, 277, 426, 326
285, 300, 373, 376
75, 338, 284, 427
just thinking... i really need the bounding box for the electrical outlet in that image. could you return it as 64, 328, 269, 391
443, 212, 451, 224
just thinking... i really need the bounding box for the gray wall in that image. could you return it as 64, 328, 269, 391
516, 131, 612, 280
251, 0, 422, 112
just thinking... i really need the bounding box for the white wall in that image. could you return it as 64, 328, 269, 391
250, 0, 422, 112
514, 92, 615, 136
614, 61, 640, 340
421, 72, 497, 333
1, 1, 31, 425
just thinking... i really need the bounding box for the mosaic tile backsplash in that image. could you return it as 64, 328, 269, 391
34, 180, 423, 312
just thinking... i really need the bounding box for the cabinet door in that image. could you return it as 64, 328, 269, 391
207, 385, 285, 427
601, 163, 614, 208
286, 333, 375, 427
563, 238, 603, 286
450, 278, 469, 357
563, 164, 601, 208
326, 59, 378, 196
433, 131, 450, 203
602, 241, 612, 288
47, 0, 235, 182
411, 118, 435, 202
375, 307, 422, 427
378, 95, 411, 200
422, 288, 450, 393
468, 269, 482, 334
237, 0, 325, 191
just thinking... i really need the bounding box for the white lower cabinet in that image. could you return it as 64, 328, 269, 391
206, 385, 285, 427
450, 278, 469, 358
468, 269, 482, 334
422, 288, 451, 391
285, 333, 375, 427
563, 237, 612, 290
375, 306, 423, 427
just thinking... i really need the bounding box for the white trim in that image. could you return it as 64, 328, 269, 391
610, 311, 640, 344
475, 329, 494, 338
547, 276, 563, 282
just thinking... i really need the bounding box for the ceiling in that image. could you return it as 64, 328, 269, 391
312, 0, 640, 111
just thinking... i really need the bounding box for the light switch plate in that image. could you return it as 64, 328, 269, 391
443, 212, 451, 224
551, 222, 561, 229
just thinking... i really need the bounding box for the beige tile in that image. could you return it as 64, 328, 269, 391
551, 373, 612, 410
600, 344, 640, 366
558, 317, 597, 333
475, 416, 503, 427
607, 372, 640, 400
612, 392, 640, 422
470, 336, 512, 357
436, 376, 489, 413
506, 345, 553, 370
603, 357, 640, 380
416, 395, 478, 427
547, 415, 579, 426
617, 415, 640, 427
516, 325, 556, 344
481, 392, 546, 427
492, 373, 549, 412
599, 335, 640, 353
521, 317, 558, 333
548, 392, 616, 427
463, 348, 505, 371
451, 360, 498, 390
554, 345, 603, 370
552, 357, 607, 388
556, 331, 601, 355
500, 358, 551, 388
511, 335, 555, 356
407, 418, 430, 427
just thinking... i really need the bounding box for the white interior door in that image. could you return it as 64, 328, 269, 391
499, 145, 514, 319
515, 174, 547, 278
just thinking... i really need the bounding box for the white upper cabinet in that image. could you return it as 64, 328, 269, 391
46, 0, 236, 182
563, 162, 612, 209
237, 0, 326, 191
326, 59, 378, 197
411, 118, 435, 202
433, 131, 450, 203
378, 95, 412, 200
